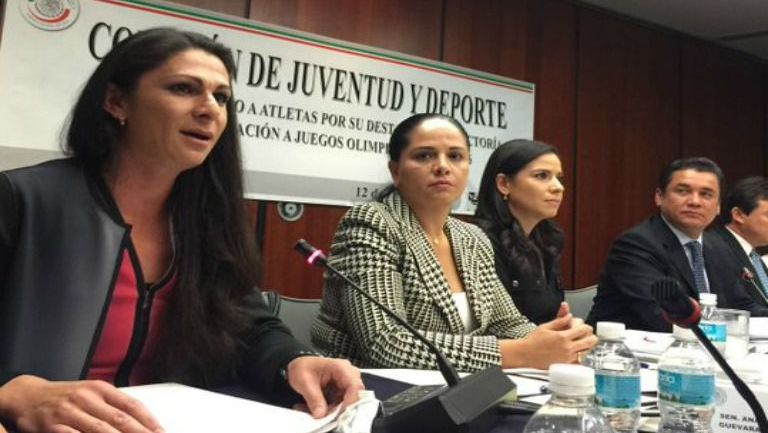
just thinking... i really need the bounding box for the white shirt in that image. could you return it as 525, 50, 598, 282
726, 226, 755, 256
451, 292, 478, 332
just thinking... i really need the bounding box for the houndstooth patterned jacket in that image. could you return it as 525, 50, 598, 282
311, 191, 536, 371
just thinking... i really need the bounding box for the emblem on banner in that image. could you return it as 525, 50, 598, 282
19, 0, 80, 31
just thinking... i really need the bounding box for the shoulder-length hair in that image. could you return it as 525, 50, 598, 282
473, 139, 564, 279
66, 27, 257, 386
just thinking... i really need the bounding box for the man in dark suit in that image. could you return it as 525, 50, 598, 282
710, 176, 768, 307
587, 158, 768, 332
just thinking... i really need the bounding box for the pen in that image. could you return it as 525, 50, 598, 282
516, 385, 550, 399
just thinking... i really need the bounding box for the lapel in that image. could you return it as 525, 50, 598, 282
651, 215, 698, 297
715, 224, 759, 280
445, 218, 491, 330
385, 192, 465, 332
702, 237, 720, 293
714, 224, 768, 298
712, 224, 755, 268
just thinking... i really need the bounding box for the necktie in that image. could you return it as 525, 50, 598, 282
749, 250, 768, 297
686, 240, 709, 293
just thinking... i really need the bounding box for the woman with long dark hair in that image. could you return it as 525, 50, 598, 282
312, 114, 595, 372
0, 28, 361, 432
474, 139, 565, 324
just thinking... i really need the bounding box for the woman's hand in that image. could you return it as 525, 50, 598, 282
0, 375, 163, 433
499, 305, 597, 369
286, 356, 365, 418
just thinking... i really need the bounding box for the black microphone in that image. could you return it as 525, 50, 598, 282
651, 277, 701, 328
651, 277, 768, 432
742, 267, 768, 305
294, 239, 460, 386
294, 239, 515, 433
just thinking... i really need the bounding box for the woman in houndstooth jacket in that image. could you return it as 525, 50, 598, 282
312, 114, 596, 372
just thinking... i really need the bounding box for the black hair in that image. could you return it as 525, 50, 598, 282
722, 176, 768, 224
473, 139, 564, 286
66, 27, 257, 386
377, 113, 469, 201
387, 113, 469, 161
658, 157, 725, 201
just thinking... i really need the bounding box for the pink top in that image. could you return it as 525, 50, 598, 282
87, 249, 174, 385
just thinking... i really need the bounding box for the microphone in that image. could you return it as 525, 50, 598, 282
651, 277, 768, 432
742, 267, 755, 281
294, 239, 515, 433
294, 239, 460, 386
742, 267, 768, 305
650, 277, 701, 328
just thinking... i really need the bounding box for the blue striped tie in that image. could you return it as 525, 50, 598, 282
686, 240, 709, 293
749, 250, 768, 297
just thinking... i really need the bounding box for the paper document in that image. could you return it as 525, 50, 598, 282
750, 317, 768, 339
624, 329, 674, 360
121, 383, 339, 433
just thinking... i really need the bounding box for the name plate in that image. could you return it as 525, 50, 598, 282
713, 379, 768, 433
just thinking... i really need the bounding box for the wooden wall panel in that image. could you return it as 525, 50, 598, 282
248, 0, 442, 59
574, 10, 681, 287
443, 0, 528, 77
443, 0, 578, 288
246, 0, 444, 297
522, 0, 578, 289
173, 0, 248, 17
681, 41, 764, 183
258, 203, 348, 297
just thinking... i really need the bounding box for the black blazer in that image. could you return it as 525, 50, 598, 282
709, 224, 768, 308
586, 215, 768, 332
476, 221, 563, 325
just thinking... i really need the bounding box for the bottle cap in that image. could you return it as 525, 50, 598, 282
699, 293, 717, 306
596, 321, 625, 340
548, 364, 595, 396
673, 324, 697, 341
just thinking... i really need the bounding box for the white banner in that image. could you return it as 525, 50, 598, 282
0, 0, 534, 213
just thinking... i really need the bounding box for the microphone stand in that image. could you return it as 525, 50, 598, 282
653, 277, 768, 430
294, 239, 516, 433
742, 267, 768, 305
689, 323, 768, 432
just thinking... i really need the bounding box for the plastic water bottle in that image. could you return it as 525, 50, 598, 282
698, 293, 726, 353
522, 364, 614, 433
657, 325, 716, 433
582, 322, 640, 433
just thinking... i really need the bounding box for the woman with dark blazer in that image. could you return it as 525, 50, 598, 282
0, 28, 361, 433
312, 114, 595, 372
474, 140, 566, 324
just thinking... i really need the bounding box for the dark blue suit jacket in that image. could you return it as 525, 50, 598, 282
709, 223, 768, 308
586, 215, 768, 332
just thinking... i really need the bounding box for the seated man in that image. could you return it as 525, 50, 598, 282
587, 158, 768, 332
710, 176, 768, 307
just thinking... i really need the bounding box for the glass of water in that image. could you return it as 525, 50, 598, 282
718, 308, 750, 360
